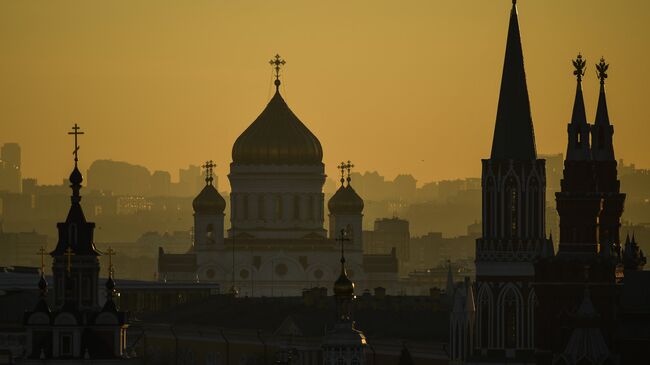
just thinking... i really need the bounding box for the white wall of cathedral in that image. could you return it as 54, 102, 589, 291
228, 164, 326, 239
328, 214, 363, 250
194, 213, 225, 250
195, 248, 366, 296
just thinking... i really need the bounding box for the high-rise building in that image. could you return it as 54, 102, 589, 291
0, 142, 21, 193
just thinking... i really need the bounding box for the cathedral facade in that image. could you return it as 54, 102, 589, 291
158, 57, 397, 296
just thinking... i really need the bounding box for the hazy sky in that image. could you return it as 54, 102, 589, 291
1, 0, 649, 186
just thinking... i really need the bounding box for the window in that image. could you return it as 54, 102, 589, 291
505, 181, 518, 238
504, 291, 517, 348
60, 333, 73, 356
206, 224, 214, 244
309, 195, 315, 219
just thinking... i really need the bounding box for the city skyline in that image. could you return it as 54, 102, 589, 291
1, 0, 649, 185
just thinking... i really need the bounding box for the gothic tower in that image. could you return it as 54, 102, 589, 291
533, 57, 622, 365
474, 1, 550, 359
592, 58, 625, 256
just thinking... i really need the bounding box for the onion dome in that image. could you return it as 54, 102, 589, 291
232, 55, 322, 165
69, 166, 83, 186
232, 91, 322, 165
193, 184, 226, 214
328, 186, 364, 215
334, 265, 355, 297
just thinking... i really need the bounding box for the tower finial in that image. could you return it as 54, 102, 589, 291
269, 54, 286, 91
336, 229, 350, 268
37, 246, 47, 275
596, 57, 609, 85
344, 160, 355, 186
105, 246, 116, 278
573, 53, 586, 83
337, 162, 346, 186
68, 123, 84, 167
201, 160, 216, 186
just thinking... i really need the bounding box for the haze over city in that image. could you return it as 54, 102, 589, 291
1, 0, 649, 185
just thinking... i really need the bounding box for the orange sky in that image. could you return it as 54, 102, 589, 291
1, 0, 649, 187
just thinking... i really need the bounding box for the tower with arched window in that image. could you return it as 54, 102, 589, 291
472, 1, 552, 361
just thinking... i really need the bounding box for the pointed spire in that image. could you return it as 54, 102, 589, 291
490, 0, 537, 160
595, 57, 610, 126
570, 53, 588, 126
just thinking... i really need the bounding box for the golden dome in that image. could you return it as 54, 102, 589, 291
192, 184, 226, 214
328, 185, 364, 215
232, 91, 323, 165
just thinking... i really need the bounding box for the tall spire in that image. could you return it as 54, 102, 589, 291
567, 53, 591, 161
490, 0, 537, 160
595, 57, 610, 126
591, 57, 615, 161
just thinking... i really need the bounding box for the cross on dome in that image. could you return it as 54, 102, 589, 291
68, 123, 84, 166
269, 54, 286, 90
202, 160, 216, 185
337, 162, 347, 185
344, 160, 355, 185
105, 246, 116, 277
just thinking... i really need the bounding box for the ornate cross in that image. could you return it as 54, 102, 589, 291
344, 160, 355, 184
68, 123, 84, 164
64, 246, 75, 274
335, 229, 350, 264
269, 54, 286, 81
37, 246, 47, 274
337, 162, 347, 185
202, 160, 216, 185
572, 53, 586, 83
596, 57, 609, 85
105, 246, 116, 276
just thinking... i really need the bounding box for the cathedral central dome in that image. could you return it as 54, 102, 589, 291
232, 91, 323, 165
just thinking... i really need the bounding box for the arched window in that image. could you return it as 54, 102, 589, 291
242, 194, 249, 220
505, 180, 518, 238
504, 290, 518, 348
529, 179, 538, 237
485, 177, 494, 237
477, 285, 493, 348
206, 224, 214, 244
309, 195, 315, 220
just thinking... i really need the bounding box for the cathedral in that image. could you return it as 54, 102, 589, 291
450, 1, 647, 364
158, 55, 398, 296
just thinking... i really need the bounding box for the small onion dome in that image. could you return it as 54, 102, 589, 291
334, 268, 354, 297
69, 166, 83, 185
328, 185, 364, 215
232, 91, 323, 165
192, 184, 226, 214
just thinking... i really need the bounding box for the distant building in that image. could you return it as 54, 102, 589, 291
0, 143, 21, 193
363, 217, 410, 274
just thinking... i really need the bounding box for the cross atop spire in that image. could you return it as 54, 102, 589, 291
344, 160, 355, 185
269, 54, 286, 91
337, 162, 347, 186
105, 247, 116, 277
202, 160, 216, 186
335, 228, 350, 266
68, 123, 84, 166
37, 246, 47, 275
